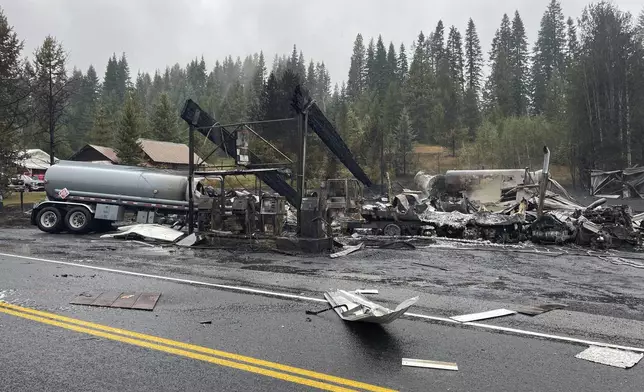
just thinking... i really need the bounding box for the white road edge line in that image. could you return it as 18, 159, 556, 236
0, 252, 326, 304
2, 251, 643, 353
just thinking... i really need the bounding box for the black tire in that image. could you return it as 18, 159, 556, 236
36, 207, 64, 233
64, 207, 92, 234
383, 223, 402, 237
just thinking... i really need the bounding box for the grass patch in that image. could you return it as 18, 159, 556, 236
3, 191, 46, 206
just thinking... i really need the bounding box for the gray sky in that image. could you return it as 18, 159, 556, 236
3, 0, 643, 84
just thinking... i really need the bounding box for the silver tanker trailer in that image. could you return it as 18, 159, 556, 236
31, 161, 210, 233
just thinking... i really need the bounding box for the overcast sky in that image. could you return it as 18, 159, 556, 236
3, 0, 643, 85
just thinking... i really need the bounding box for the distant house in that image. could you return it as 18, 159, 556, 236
15, 149, 58, 178
137, 138, 203, 170
69, 144, 119, 164
69, 139, 203, 170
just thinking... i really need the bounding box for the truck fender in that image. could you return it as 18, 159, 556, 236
32, 201, 95, 215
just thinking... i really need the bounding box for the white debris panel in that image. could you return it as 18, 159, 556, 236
450, 308, 517, 323
101, 224, 185, 243
329, 243, 364, 258
575, 346, 643, 369
402, 358, 459, 371
323, 289, 418, 324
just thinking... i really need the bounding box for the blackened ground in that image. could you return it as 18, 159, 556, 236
0, 205, 31, 227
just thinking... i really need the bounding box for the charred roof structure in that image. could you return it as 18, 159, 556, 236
180, 86, 371, 207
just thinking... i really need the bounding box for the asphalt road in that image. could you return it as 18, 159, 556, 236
2, 228, 644, 345
1, 244, 644, 390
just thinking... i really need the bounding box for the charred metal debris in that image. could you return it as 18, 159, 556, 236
340, 169, 642, 250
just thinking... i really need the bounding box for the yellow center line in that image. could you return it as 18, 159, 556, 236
0, 303, 397, 392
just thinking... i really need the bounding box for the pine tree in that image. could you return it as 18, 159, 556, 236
288, 45, 298, 74
249, 52, 266, 120
531, 0, 567, 114
386, 42, 398, 81
430, 21, 446, 66
447, 26, 465, 92
463, 87, 480, 139
88, 102, 113, 147
365, 38, 376, 91
464, 18, 483, 136
315, 62, 331, 111
406, 32, 435, 142
150, 92, 181, 143
398, 43, 408, 82
393, 108, 416, 175
347, 34, 366, 100
374, 36, 388, 94
253, 52, 266, 91
465, 18, 483, 92
103, 54, 118, 99
442, 25, 465, 151
115, 93, 143, 165
66, 68, 87, 151
510, 11, 529, 116
0, 6, 28, 190
566, 17, 578, 63
31, 36, 73, 163
134, 71, 151, 115
297, 51, 306, 80
306, 60, 317, 97
116, 53, 131, 103
149, 71, 165, 106
486, 14, 513, 117
186, 56, 207, 98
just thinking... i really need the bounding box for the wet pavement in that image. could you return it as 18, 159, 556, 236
2, 227, 644, 390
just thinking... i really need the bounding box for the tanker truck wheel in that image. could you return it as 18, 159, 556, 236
64, 207, 92, 234
383, 223, 402, 237
36, 207, 63, 233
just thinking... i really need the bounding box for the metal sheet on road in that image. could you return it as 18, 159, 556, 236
110, 293, 141, 309
90, 291, 122, 307
131, 293, 161, 311
69, 292, 102, 305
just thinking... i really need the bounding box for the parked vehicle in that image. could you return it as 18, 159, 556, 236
31, 161, 210, 233
21, 174, 45, 192
7, 176, 25, 192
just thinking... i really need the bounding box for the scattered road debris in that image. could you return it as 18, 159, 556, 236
329, 243, 364, 258
575, 346, 643, 369
354, 289, 379, 294
101, 224, 184, 243
322, 289, 418, 324
305, 304, 349, 315
402, 358, 459, 371
54, 273, 92, 278
412, 262, 449, 272
176, 233, 203, 247
513, 303, 567, 316
70, 291, 161, 311
450, 308, 517, 323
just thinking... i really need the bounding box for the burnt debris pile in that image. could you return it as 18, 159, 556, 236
340, 170, 642, 250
